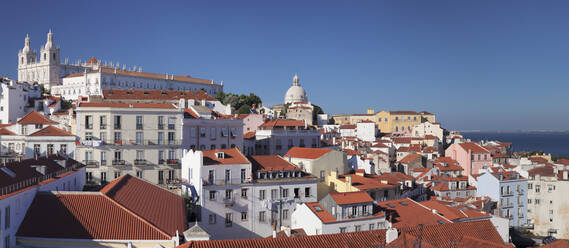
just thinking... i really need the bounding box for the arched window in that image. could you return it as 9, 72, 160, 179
21, 57, 24, 64
44, 53, 46, 60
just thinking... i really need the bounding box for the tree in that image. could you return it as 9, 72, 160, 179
237, 105, 251, 114
40, 84, 50, 95
311, 104, 324, 124
60, 99, 73, 110
216, 91, 262, 113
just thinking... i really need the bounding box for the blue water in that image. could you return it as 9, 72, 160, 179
461, 132, 569, 157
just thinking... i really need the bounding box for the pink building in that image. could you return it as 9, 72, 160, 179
237, 113, 264, 133
445, 142, 492, 176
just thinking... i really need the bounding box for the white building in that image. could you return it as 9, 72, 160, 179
75, 102, 184, 186
0, 111, 75, 162
17, 31, 223, 98
291, 191, 387, 235
284, 74, 307, 104
255, 119, 321, 156
183, 106, 243, 151
316, 114, 329, 126
339, 124, 356, 138
412, 121, 444, 141
181, 148, 317, 239
0, 156, 86, 248
356, 121, 377, 142
0, 79, 41, 124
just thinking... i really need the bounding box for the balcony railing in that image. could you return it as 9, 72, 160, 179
90, 139, 183, 146
203, 178, 252, 186
83, 160, 99, 168
167, 159, 180, 166
112, 160, 126, 166
100, 160, 107, 166
134, 159, 147, 166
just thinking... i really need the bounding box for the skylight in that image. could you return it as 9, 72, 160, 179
437, 220, 445, 224
399, 202, 408, 206
314, 206, 324, 212
386, 203, 395, 208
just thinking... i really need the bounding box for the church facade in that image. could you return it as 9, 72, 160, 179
17, 31, 223, 100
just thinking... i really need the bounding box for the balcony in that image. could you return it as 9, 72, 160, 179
134, 159, 147, 166
112, 160, 126, 166
203, 178, 249, 186
83, 160, 99, 168
166, 159, 179, 166
100, 160, 107, 166
223, 197, 236, 207
502, 191, 514, 197
158, 124, 164, 130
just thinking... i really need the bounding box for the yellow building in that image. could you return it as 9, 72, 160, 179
331, 114, 351, 125
374, 111, 422, 133
349, 114, 375, 124
419, 111, 436, 123
325, 170, 400, 202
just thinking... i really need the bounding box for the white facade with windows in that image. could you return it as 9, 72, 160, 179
0, 80, 41, 124
181, 149, 317, 240
75, 103, 184, 186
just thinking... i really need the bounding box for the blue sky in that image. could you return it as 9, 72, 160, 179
1, 0, 568, 131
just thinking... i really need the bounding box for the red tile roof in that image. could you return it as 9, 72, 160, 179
400, 153, 421, 164
17, 192, 171, 240
243, 131, 256, 139
29, 125, 74, 136
17, 111, 58, 124
433, 157, 463, 172
284, 147, 333, 159
528, 165, 555, 177
100, 174, 187, 236
261, 119, 307, 128
78, 102, 177, 109
377, 198, 451, 228
556, 158, 569, 165
249, 155, 300, 172
65, 67, 220, 85
103, 89, 215, 101
338, 174, 394, 190
424, 134, 438, 140
377, 172, 415, 185
459, 142, 490, 153
339, 124, 356, 129
177, 220, 506, 248
202, 148, 250, 166
329, 191, 374, 205
0, 127, 16, 135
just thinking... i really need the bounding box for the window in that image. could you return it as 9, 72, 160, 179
283, 209, 289, 220
168, 132, 175, 145
85, 132, 93, 141
136, 150, 144, 160
33, 144, 41, 155
136, 116, 143, 129
114, 171, 121, 178
47, 144, 54, 156
101, 172, 107, 184
100, 116, 107, 129
259, 190, 266, 200
209, 190, 216, 200
305, 187, 311, 197
5, 206, 10, 229
225, 169, 231, 184
114, 150, 122, 161
535, 185, 540, 193
208, 214, 216, 224
528, 183, 532, 189
221, 128, 228, 137
100, 132, 106, 142
294, 188, 300, 198
241, 212, 247, 221
340, 227, 346, 233
85, 115, 93, 129
369, 223, 374, 230
168, 117, 176, 130
282, 188, 289, 198
225, 213, 232, 227
136, 132, 143, 144
241, 169, 246, 183
355, 225, 361, 232
225, 189, 233, 200
60, 144, 67, 154
200, 128, 206, 137
320, 170, 325, 181
271, 189, 278, 199
352, 206, 357, 216
535, 199, 540, 205
259, 211, 266, 222
210, 127, 216, 139
241, 188, 248, 198
158, 116, 164, 129
363, 205, 367, 214
158, 132, 164, 145
114, 116, 121, 129
190, 127, 196, 137
230, 128, 237, 137
136, 171, 143, 178
114, 132, 121, 143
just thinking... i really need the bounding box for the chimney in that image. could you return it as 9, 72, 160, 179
356, 169, 364, 177
346, 176, 352, 187
272, 221, 277, 238
564, 171, 568, 180
386, 227, 398, 244
281, 226, 291, 237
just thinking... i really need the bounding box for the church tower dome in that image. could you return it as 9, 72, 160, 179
284, 74, 307, 104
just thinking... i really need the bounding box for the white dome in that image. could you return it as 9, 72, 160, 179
284, 74, 307, 104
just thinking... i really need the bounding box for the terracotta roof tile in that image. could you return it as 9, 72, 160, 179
243, 131, 256, 139
17, 111, 58, 124
261, 119, 309, 128
400, 153, 421, 164
103, 89, 215, 101
528, 165, 555, 177
249, 155, 300, 172
329, 191, 374, 205
66, 67, 221, 86
78, 102, 177, 109
100, 174, 187, 236
29, 126, 74, 136
17, 192, 171, 240
202, 148, 250, 166
337, 173, 394, 191
459, 142, 490, 153
377, 198, 451, 228
284, 147, 333, 159
0, 127, 16, 135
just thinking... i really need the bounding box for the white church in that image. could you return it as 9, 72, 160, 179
17, 30, 224, 100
